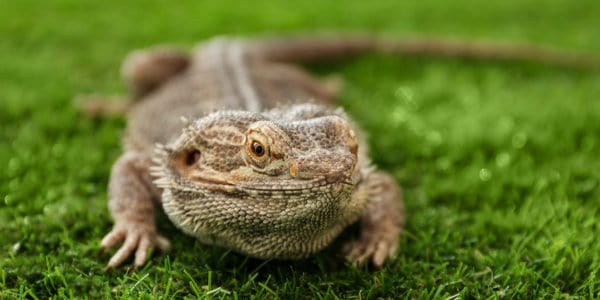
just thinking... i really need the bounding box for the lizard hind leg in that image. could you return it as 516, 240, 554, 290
74, 94, 130, 118
345, 171, 404, 268
121, 47, 191, 99
75, 47, 191, 118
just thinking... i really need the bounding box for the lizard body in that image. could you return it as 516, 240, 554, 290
95, 35, 598, 271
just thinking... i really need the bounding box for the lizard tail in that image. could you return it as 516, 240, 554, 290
248, 34, 600, 70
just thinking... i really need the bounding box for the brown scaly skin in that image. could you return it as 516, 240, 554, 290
154, 107, 373, 259
94, 35, 598, 271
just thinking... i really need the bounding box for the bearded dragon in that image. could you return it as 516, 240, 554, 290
89, 35, 598, 271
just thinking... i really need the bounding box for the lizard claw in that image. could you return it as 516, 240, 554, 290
100, 221, 171, 271
344, 226, 399, 269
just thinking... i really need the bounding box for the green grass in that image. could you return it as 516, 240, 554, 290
1, 0, 600, 298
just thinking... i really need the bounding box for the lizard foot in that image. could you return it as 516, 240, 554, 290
344, 221, 399, 268
345, 171, 404, 268
100, 221, 171, 271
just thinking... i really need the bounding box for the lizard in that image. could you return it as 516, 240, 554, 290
89, 34, 599, 271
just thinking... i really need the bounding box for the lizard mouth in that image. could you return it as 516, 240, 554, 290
193, 174, 352, 191
154, 165, 352, 194
191, 174, 236, 186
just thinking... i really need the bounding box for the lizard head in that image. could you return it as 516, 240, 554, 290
152, 104, 367, 259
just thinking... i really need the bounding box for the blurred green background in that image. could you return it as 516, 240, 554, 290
1, 0, 600, 298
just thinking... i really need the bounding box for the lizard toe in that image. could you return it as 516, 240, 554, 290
344, 238, 372, 266
134, 235, 152, 268
131, 233, 171, 268
372, 238, 394, 268
105, 232, 140, 272
100, 218, 172, 271
100, 228, 126, 251
372, 233, 399, 268
345, 230, 399, 268
155, 234, 172, 251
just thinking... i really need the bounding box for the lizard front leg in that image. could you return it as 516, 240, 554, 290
346, 171, 404, 268
100, 151, 170, 271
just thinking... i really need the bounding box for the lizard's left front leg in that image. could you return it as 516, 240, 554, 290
346, 171, 404, 268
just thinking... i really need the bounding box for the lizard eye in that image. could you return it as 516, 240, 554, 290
244, 131, 271, 169
184, 149, 201, 166
251, 141, 265, 157
247, 139, 269, 161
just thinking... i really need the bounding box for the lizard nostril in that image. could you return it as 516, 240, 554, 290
289, 162, 299, 177
184, 150, 201, 166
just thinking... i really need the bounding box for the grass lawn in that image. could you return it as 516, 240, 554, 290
2, 0, 600, 298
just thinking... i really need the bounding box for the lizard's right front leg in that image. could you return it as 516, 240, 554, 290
100, 151, 170, 271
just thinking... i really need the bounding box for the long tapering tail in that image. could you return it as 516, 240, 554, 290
247, 34, 600, 69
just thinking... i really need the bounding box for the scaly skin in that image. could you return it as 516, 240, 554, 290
154, 106, 366, 259
95, 34, 598, 271
98, 36, 406, 271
